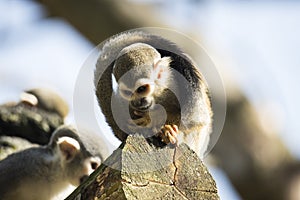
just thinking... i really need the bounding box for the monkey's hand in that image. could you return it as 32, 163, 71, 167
157, 124, 179, 145
127, 111, 151, 132
128, 107, 162, 128
129, 115, 151, 127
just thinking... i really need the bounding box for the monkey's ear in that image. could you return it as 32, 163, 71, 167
20, 91, 38, 106
57, 136, 80, 162
153, 57, 172, 82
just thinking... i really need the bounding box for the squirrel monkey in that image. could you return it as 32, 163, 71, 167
0, 125, 103, 200
95, 31, 212, 158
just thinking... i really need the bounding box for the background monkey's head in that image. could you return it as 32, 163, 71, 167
113, 43, 172, 113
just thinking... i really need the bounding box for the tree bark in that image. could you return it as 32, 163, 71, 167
66, 135, 219, 200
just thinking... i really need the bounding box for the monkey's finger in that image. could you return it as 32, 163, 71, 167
169, 133, 178, 144
165, 130, 177, 144
168, 134, 177, 144
164, 125, 178, 144
171, 125, 179, 133
164, 125, 172, 130
164, 125, 176, 137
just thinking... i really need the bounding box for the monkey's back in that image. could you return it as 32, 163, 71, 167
0, 147, 58, 200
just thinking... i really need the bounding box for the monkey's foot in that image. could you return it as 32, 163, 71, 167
158, 125, 179, 145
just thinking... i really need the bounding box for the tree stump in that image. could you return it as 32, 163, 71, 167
66, 135, 219, 200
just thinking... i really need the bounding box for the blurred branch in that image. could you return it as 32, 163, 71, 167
211, 92, 300, 200
36, 0, 166, 44
0, 104, 63, 145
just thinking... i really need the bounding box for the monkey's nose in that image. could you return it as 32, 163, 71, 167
137, 97, 149, 108
140, 97, 148, 106
91, 160, 100, 170
89, 157, 101, 171
131, 98, 151, 110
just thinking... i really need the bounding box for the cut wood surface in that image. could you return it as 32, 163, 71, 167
66, 135, 219, 200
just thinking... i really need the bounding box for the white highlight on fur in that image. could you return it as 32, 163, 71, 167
20, 92, 38, 106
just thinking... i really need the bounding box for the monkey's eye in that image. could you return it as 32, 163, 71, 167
136, 85, 149, 94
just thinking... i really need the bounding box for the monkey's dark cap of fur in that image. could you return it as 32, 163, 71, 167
113, 43, 161, 82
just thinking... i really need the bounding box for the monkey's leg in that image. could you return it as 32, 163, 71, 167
158, 125, 178, 145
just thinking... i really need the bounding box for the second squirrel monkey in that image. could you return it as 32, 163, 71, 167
0, 125, 103, 200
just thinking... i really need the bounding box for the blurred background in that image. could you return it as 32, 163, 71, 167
1, 0, 300, 199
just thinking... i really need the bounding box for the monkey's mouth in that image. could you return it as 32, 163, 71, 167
132, 103, 153, 117
133, 109, 147, 117
137, 101, 153, 110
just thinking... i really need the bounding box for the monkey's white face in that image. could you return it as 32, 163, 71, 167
118, 78, 155, 112
116, 54, 172, 114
